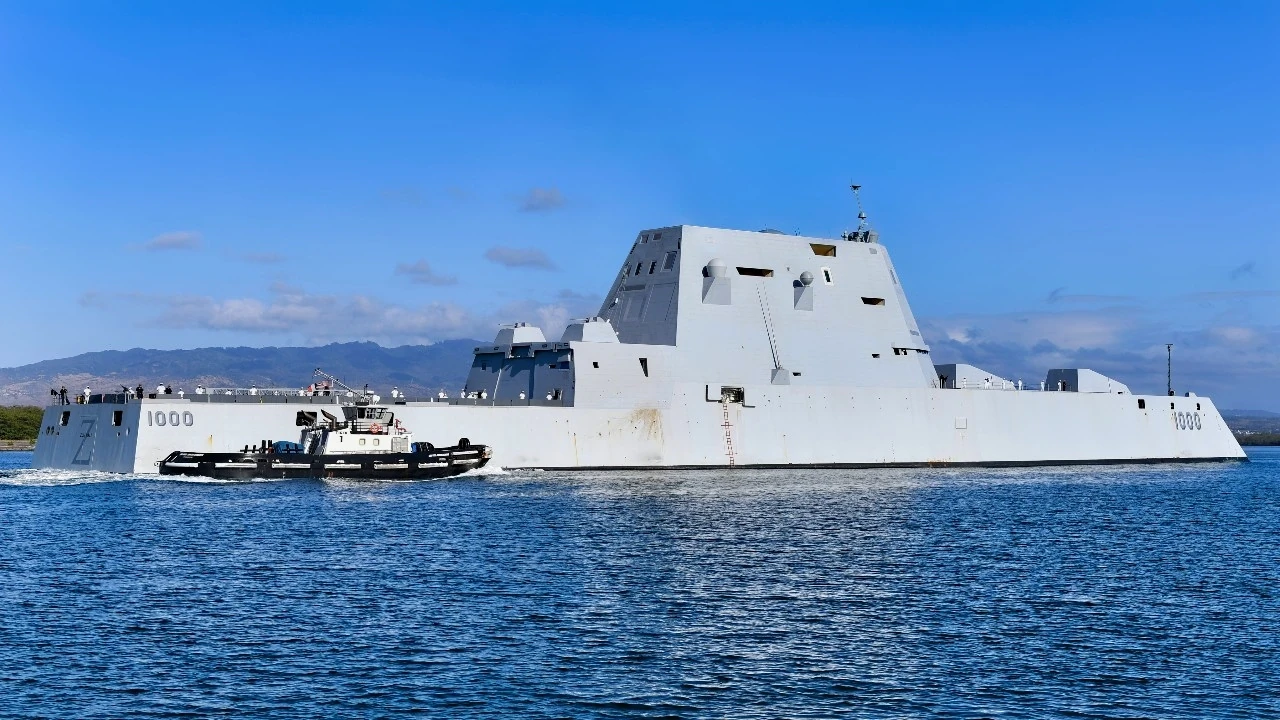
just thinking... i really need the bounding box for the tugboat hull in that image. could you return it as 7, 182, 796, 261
158, 445, 491, 480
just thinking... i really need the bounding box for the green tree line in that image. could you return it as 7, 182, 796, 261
0, 406, 42, 441
1236, 432, 1280, 446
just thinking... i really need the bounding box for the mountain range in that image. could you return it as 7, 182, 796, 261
0, 341, 481, 405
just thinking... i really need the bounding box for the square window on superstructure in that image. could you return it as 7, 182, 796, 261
653, 232, 663, 241
662, 251, 677, 271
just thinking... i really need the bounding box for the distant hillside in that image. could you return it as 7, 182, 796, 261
0, 341, 482, 406
1222, 410, 1280, 435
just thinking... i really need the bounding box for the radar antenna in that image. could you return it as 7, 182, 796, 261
851, 183, 869, 232
841, 183, 877, 243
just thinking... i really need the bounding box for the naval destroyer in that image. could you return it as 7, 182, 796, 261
32, 201, 1246, 472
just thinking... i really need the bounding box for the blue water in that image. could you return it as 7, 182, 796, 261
1, 451, 1278, 718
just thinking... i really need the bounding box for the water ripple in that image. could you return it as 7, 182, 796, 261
0, 449, 1277, 718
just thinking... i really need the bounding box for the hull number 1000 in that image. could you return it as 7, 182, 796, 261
1175, 411, 1201, 431
148, 411, 194, 427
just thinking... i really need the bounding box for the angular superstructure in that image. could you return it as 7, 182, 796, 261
32, 225, 1246, 472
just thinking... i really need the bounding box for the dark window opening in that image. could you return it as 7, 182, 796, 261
822, 268, 833, 283
862, 297, 886, 306
1196, 403, 1201, 411
648, 261, 657, 274
810, 243, 837, 257
720, 386, 745, 403
871, 353, 881, 358
662, 251, 677, 271
112, 410, 123, 426
592, 361, 599, 368
653, 232, 663, 241
736, 266, 774, 277
60, 411, 70, 426
639, 358, 649, 377
552, 389, 563, 400
791, 371, 801, 377
1170, 402, 1176, 409
635, 262, 644, 275
1138, 399, 1146, 409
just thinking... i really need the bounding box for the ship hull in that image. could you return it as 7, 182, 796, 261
32, 384, 1246, 473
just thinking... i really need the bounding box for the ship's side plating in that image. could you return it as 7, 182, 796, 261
33, 224, 1245, 472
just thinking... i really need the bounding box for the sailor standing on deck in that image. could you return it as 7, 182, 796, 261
84, 386, 91, 402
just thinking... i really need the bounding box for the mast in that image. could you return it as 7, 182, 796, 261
1166, 344, 1173, 396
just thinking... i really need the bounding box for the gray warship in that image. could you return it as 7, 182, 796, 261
32, 202, 1246, 472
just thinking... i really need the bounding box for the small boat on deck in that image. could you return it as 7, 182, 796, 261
159, 400, 491, 480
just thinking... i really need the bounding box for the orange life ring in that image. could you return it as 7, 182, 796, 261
370, 423, 383, 434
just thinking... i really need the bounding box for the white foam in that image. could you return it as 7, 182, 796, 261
0, 468, 129, 487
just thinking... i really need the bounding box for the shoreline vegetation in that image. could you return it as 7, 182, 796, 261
1237, 432, 1280, 446
0, 406, 41, 444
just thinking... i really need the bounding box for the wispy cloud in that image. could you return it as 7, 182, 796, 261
484, 246, 557, 270
140, 231, 202, 251
1045, 286, 1136, 305
1229, 261, 1256, 281
242, 252, 286, 264
395, 260, 458, 286
80, 284, 599, 348
920, 304, 1280, 410
379, 186, 428, 207
518, 187, 566, 213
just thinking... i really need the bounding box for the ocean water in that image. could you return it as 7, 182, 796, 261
1, 450, 1277, 719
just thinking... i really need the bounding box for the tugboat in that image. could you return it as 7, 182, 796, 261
158, 370, 491, 480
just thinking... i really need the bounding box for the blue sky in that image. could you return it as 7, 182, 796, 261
1, 2, 1277, 407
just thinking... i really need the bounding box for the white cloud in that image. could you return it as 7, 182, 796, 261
242, 252, 286, 264
395, 260, 458, 286
920, 302, 1280, 409
483, 246, 557, 270
518, 187, 566, 212
84, 284, 600, 348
